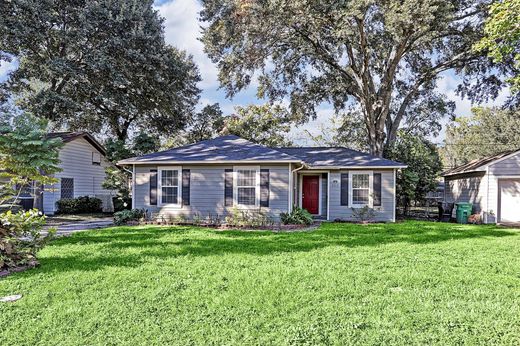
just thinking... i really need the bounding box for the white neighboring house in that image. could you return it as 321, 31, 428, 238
442, 149, 520, 225
37, 132, 115, 215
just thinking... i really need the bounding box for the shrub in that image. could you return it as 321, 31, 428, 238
114, 209, 145, 226
351, 206, 376, 223
113, 196, 132, 212
56, 196, 103, 214
280, 207, 313, 225
224, 207, 275, 227
0, 209, 55, 271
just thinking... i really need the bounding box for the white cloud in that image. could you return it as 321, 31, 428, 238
156, 0, 219, 88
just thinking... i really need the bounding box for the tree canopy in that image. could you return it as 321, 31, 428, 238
442, 107, 520, 169
476, 0, 520, 91
201, 0, 496, 156
0, 0, 201, 142
385, 132, 443, 215
222, 104, 296, 147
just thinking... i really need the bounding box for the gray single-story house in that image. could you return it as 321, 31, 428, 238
442, 149, 520, 224
118, 135, 406, 222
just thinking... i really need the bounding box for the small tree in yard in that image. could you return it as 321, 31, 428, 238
385, 132, 443, 216
0, 112, 61, 272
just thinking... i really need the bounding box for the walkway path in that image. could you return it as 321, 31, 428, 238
42, 218, 114, 236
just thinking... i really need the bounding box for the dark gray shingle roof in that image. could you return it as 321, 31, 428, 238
119, 135, 406, 168
442, 149, 520, 176
277, 147, 405, 168
47, 132, 106, 155
118, 135, 302, 164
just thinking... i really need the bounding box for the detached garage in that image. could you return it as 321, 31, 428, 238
443, 149, 520, 225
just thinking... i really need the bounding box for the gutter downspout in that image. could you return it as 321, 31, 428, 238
291, 162, 306, 212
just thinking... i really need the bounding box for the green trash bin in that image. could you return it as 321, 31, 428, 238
455, 202, 473, 224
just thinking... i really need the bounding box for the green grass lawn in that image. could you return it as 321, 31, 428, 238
1, 221, 519, 345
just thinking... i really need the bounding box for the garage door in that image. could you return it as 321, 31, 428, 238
499, 180, 520, 224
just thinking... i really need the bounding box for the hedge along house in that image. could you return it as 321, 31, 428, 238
37, 132, 115, 215
118, 135, 406, 222
442, 149, 520, 224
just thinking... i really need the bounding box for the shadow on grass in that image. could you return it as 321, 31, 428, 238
13, 222, 520, 276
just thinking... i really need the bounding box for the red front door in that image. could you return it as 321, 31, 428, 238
302, 176, 320, 214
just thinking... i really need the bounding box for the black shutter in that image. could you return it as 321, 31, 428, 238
224, 169, 233, 206
182, 169, 190, 206
260, 169, 269, 207
149, 170, 157, 205
340, 173, 349, 206
373, 173, 382, 206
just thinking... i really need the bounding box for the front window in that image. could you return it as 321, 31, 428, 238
352, 173, 370, 205
159, 168, 180, 205
234, 167, 259, 207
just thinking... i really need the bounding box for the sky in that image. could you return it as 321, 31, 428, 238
0, 0, 510, 146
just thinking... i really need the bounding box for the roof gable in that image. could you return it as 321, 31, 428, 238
442, 149, 520, 176
47, 132, 107, 156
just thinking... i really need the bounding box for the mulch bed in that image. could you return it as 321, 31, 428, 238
0, 262, 38, 279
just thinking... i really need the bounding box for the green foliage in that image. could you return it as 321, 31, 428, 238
351, 206, 376, 223
475, 0, 520, 91
0, 0, 201, 142
0, 112, 62, 206
186, 103, 225, 143
56, 196, 103, 215
200, 0, 490, 155
114, 209, 145, 226
1, 221, 519, 344
280, 207, 313, 225
0, 209, 54, 271
385, 132, 442, 214
223, 104, 297, 146
442, 107, 520, 168
224, 207, 275, 227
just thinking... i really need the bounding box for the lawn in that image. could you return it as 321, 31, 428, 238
1, 221, 519, 345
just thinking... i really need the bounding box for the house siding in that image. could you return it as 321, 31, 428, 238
134, 164, 290, 220
43, 138, 113, 214
328, 169, 395, 222
444, 171, 487, 216
486, 152, 520, 223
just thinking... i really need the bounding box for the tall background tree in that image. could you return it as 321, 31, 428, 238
0, 0, 201, 143
476, 0, 520, 92
201, 0, 495, 156
442, 107, 520, 169
386, 132, 443, 215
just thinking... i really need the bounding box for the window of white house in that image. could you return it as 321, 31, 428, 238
234, 167, 259, 207
159, 168, 181, 205
351, 173, 370, 206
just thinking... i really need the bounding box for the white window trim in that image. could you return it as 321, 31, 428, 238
158, 166, 182, 208
298, 174, 323, 215
233, 165, 260, 209
350, 171, 373, 208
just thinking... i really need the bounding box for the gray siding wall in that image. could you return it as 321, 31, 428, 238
134, 164, 290, 220
43, 138, 114, 214
328, 169, 395, 222
444, 172, 487, 215
486, 152, 520, 223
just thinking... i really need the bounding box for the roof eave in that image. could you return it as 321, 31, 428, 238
117, 159, 304, 166
441, 169, 486, 177
308, 165, 408, 170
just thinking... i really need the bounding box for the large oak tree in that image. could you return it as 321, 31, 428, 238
0, 0, 201, 142
201, 0, 495, 156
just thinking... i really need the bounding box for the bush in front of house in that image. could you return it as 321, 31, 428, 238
112, 196, 132, 212
351, 206, 376, 223
0, 209, 55, 271
114, 209, 146, 226
280, 207, 313, 226
56, 196, 103, 214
